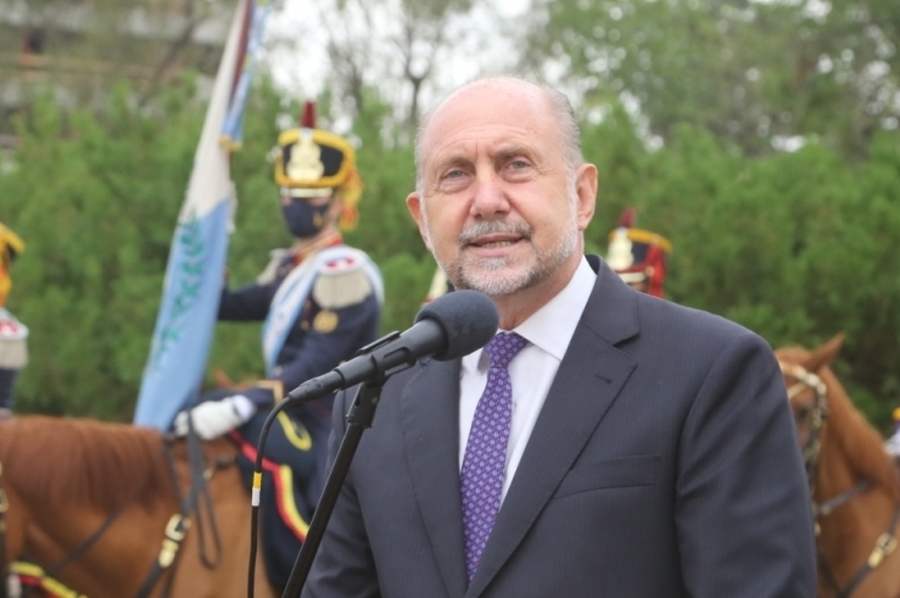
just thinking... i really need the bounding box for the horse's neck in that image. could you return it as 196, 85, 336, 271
7, 423, 178, 598
816, 431, 866, 512
815, 429, 899, 581
22, 492, 177, 594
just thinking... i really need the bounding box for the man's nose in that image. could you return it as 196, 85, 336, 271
469, 172, 510, 218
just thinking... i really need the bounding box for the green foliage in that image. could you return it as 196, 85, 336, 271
1, 74, 429, 418
377, 253, 439, 332
346, 90, 423, 266
582, 110, 900, 429
4, 81, 201, 418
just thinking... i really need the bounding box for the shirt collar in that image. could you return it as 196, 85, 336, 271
462, 256, 597, 371
514, 256, 596, 360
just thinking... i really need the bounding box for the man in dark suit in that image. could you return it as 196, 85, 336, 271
302, 76, 815, 597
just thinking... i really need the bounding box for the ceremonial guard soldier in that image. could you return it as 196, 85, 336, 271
0, 221, 27, 417
606, 207, 673, 298
173, 101, 383, 590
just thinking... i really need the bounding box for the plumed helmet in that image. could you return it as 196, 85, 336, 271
272, 101, 363, 230
0, 221, 25, 307
606, 208, 672, 298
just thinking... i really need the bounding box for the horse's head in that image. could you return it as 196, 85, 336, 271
775, 333, 845, 455
776, 334, 900, 596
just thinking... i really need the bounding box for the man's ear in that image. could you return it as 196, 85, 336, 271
575, 163, 598, 231
406, 192, 432, 250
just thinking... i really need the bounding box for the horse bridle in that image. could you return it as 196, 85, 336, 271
781, 362, 829, 493
780, 360, 900, 598
134, 422, 234, 598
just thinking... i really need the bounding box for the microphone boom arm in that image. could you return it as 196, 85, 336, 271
281, 375, 387, 597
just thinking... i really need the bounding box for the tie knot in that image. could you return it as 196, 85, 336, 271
485, 332, 528, 370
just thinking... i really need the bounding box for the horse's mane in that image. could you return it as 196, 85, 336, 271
0, 415, 175, 510
779, 346, 900, 501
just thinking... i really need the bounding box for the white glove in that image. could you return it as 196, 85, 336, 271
885, 431, 900, 458
172, 395, 256, 440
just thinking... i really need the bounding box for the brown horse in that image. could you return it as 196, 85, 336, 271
776, 334, 900, 598
0, 415, 276, 598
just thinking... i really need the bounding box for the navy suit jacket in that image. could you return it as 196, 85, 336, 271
302, 256, 816, 597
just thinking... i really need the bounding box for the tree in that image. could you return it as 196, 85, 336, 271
263, 0, 494, 132
580, 107, 900, 428
522, 0, 899, 159
4, 81, 203, 418
0, 0, 239, 137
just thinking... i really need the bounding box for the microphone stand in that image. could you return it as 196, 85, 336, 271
281, 374, 386, 598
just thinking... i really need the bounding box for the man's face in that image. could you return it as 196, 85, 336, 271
407, 81, 596, 298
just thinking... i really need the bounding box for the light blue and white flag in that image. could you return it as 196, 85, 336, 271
134, 0, 267, 430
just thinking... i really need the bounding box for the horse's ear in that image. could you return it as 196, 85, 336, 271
802, 332, 846, 372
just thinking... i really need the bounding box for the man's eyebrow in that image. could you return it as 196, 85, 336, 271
429, 145, 534, 176
493, 145, 533, 163
432, 155, 470, 174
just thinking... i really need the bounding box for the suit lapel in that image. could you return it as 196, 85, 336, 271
400, 359, 469, 597
466, 260, 640, 597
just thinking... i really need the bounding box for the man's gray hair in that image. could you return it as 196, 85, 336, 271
414, 76, 584, 194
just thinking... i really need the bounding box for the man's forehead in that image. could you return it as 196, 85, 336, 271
429, 81, 545, 127
442, 77, 544, 107
422, 94, 550, 164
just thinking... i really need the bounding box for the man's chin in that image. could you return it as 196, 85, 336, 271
456, 266, 534, 297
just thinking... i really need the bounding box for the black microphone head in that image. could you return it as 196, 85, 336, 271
415, 289, 499, 361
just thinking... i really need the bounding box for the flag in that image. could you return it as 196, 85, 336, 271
134, 0, 266, 430
221, 0, 272, 150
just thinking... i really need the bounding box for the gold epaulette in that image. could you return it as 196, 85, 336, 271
312, 258, 373, 310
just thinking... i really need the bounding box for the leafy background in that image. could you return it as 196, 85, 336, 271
2, 0, 899, 431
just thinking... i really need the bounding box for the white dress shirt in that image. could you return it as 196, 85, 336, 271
459, 257, 597, 499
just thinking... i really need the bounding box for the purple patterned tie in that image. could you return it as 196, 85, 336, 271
460, 332, 529, 580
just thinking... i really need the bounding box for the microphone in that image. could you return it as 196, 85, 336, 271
286, 289, 499, 402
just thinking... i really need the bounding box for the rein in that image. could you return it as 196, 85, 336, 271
31, 505, 127, 580
823, 504, 900, 598
780, 361, 900, 598
133, 422, 233, 598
